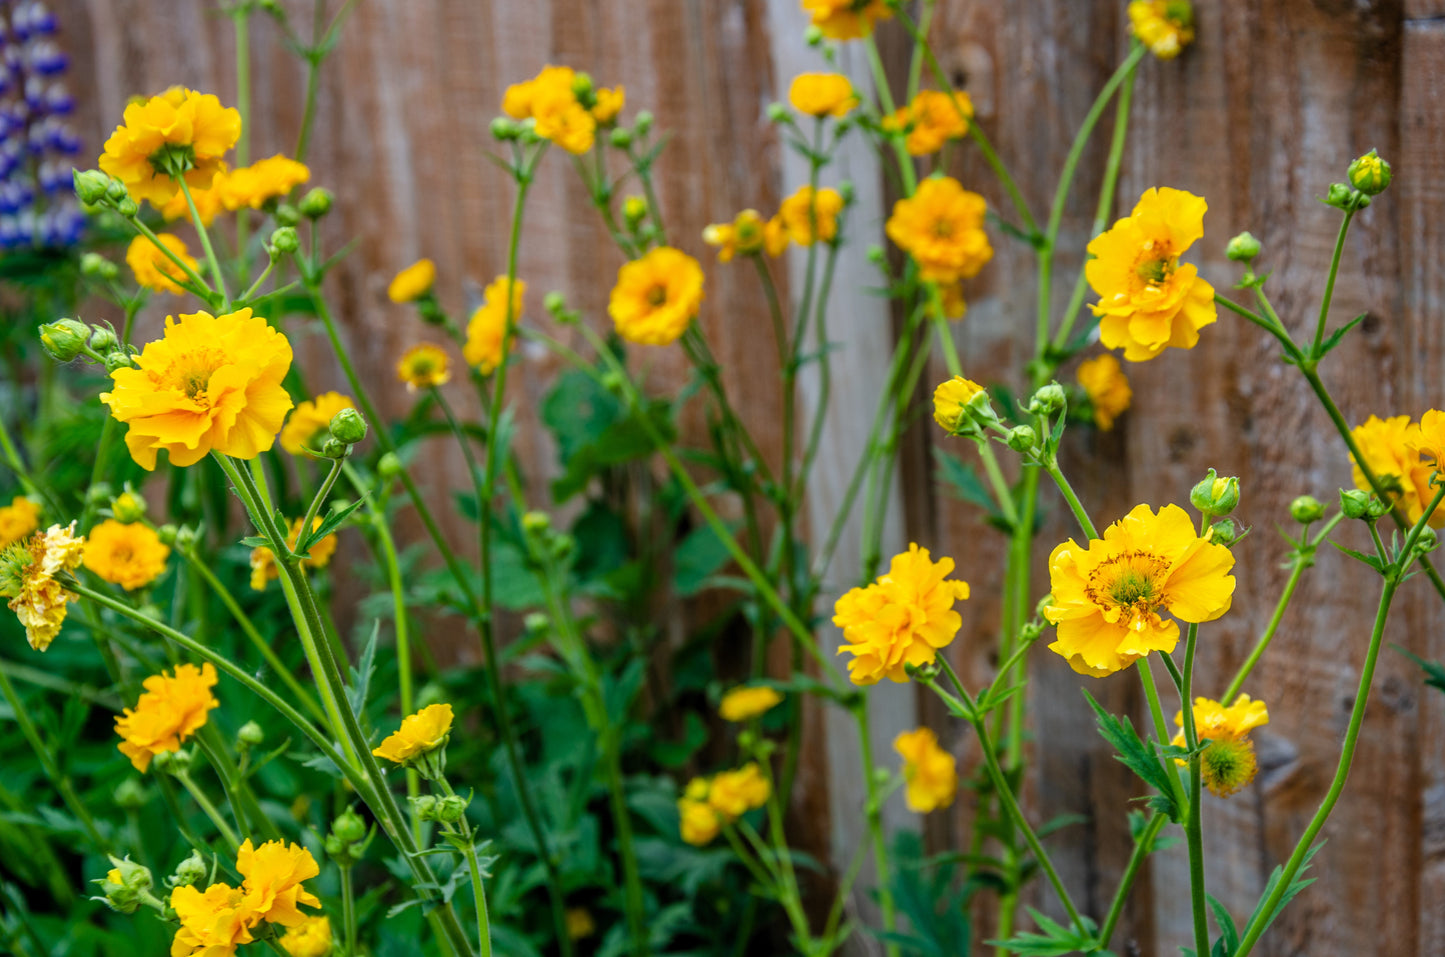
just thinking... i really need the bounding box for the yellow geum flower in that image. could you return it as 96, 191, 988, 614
249, 517, 339, 592
834, 544, 970, 685
886, 176, 992, 284
99, 87, 242, 206
707, 763, 771, 819
82, 519, 170, 591
126, 233, 199, 295
931, 375, 985, 433
1086, 187, 1216, 362
678, 781, 721, 846
279, 391, 355, 456
1350, 414, 1444, 529
102, 309, 293, 470
608, 246, 705, 346
1410, 408, 1445, 468
503, 65, 605, 153
169, 881, 256, 957
218, 154, 311, 210
894, 727, 957, 813
502, 65, 577, 118
881, 90, 973, 156
1129, 0, 1196, 60
534, 90, 597, 154
1076, 353, 1132, 431
2, 523, 85, 651
1043, 503, 1235, 677
718, 685, 784, 722
1171, 694, 1269, 797
235, 839, 322, 928
801, 0, 893, 40
372, 702, 454, 765
591, 86, 626, 124
566, 908, 597, 941
0, 496, 40, 549
777, 185, 844, 246
702, 209, 767, 263
463, 275, 526, 375
396, 343, 452, 391
388, 258, 437, 303
280, 915, 333, 957
788, 73, 858, 118
114, 663, 219, 772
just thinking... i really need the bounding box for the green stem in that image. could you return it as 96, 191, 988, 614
178, 177, 231, 307
233, 1, 252, 274
1178, 624, 1209, 957
175, 769, 240, 853
339, 865, 358, 957
1310, 204, 1358, 356
854, 700, 899, 955
1098, 812, 1167, 948
1043, 456, 1099, 539
125, 215, 214, 300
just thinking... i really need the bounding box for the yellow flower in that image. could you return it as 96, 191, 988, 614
591, 86, 625, 124
82, 519, 169, 591
566, 908, 596, 941
608, 246, 705, 346
280, 915, 332, 957
502, 66, 602, 153
764, 215, 790, 257
707, 763, 771, 818
102, 309, 293, 470
1129, 1, 1195, 60
160, 172, 227, 225
1170, 694, 1268, 796
502, 65, 577, 119
834, 544, 970, 685
932, 375, 985, 433
219, 154, 311, 210
719, 685, 783, 722
1350, 414, 1443, 528
788, 73, 858, 117
881, 90, 973, 156
235, 839, 322, 928
1043, 503, 1235, 677
373, 702, 454, 765
279, 392, 355, 456
886, 177, 992, 283
99, 88, 241, 206
114, 663, 219, 772
1086, 187, 1216, 362
1411, 408, 1445, 467
0, 496, 40, 549
702, 209, 767, 263
126, 233, 199, 295
777, 185, 844, 246
534, 91, 597, 154
801, 0, 893, 40
169, 882, 256, 957
463, 275, 526, 375
396, 343, 452, 391
894, 727, 957, 813
933, 281, 966, 321
249, 517, 339, 592
388, 259, 437, 303
678, 788, 721, 846
1076, 353, 1132, 431
3, 523, 85, 651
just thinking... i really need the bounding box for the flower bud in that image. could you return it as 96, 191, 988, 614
408, 794, 439, 822
298, 187, 334, 219
1005, 424, 1038, 453
112, 490, 146, 523
609, 127, 633, 149
73, 168, 111, 205
435, 794, 469, 825
623, 196, 647, 225
38, 317, 89, 361
329, 407, 368, 445
866, 244, 885, 264
115, 195, 139, 218
1323, 182, 1365, 211
80, 251, 120, 280
1289, 495, 1325, 524
1347, 150, 1391, 196
156, 523, 179, 546
331, 807, 367, 844
1340, 488, 1375, 520
1226, 231, 1261, 262
524, 612, 550, 636
95, 856, 154, 914
570, 71, 595, 103
89, 326, 119, 354
273, 203, 300, 226
838, 181, 856, 206
320, 437, 346, 458
174, 525, 199, 551
378, 452, 403, 480
766, 102, 789, 123
104, 350, 137, 373
1190, 469, 1240, 517
168, 850, 208, 889
490, 117, 521, 141
634, 110, 653, 136
1028, 382, 1066, 415
151, 748, 193, 775
600, 370, 626, 395
804, 25, 825, 46
543, 291, 567, 317
1208, 517, 1243, 547
87, 482, 115, 505
236, 720, 264, 748
113, 777, 148, 810
521, 510, 552, 535
269, 226, 299, 254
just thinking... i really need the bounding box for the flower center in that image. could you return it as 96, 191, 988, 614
1135, 256, 1175, 285
932, 217, 954, 238
162, 349, 227, 402
646, 284, 669, 307
1087, 550, 1171, 630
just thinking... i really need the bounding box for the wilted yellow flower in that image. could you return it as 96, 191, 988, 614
0, 496, 40, 549
99, 87, 242, 205
388, 259, 437, 303
169, 881, 256, 957
235, 839, 322, 928
931, 375, 985, 433
219, 154, 311, 210
801, 0, 893, 40
463, 275, 526, 374
1043, 503, 1235, 677
881, 90, 973, 156
1171, 694, 1268, 796
1350, 414, 1444, 529
114, 663, 219, 772
249, 517, 338, 592
886, 176, 992, 283
719, 685, 783, 722
126, 233, 199, 295
82, 519, 169, 591
1086, 187, 1216, 362
788, 73, 858, 117
608, 246, 705, 346
102, 309, 292, 470
1129, 0, 1195, 60
1076, 353, 1132, 431
894, 727, 957, 813
279, 391, 355, 456
280, 915, 333, 957
707, 763, 771, 818
373, 702, 454, 765
396, 343, 452, 391
777, 185, 844, 246
834, 544, 970, 684
2, 523, 85, 651
592, 86, 625, 124
702, 209, 767, 263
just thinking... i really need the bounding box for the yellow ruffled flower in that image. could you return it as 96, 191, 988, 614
373, 702, 454, 765
82, 519, 170, 591
1086, 187, 1216, 362
101, 309, 293, 470
114, 663, 219, 772
279, 391, 356, 456
126, 233, 199, 295
99, 87, 242, 206
235, 839, 322, 928
1076, 353, 1132, 431
219, 154, 311, 210
591, 86, 625, 124
894, 727, 957, 813
1129, 0, 1195, 60
1043, 503, 1235, 677
503, 65, 577, 118
169, 881, 256, 957
534, 91, 597, 154
280, 915, 333, 957
171, 840, 321, 957
881, 90, 973, 156
1350, 414, 1444, 529
396, 343, 452, 391
788, 73, 858, 118
1411, 408, 1445, 468
388, 258, 437, 303
702, 209, 767, 263
503, 65, 599, 153
249, 517, 339, 592
718, 685, 783, 722
834, 544, 970, 685
463, 276, 526, 375
931, 375, 984, 433
566, 908, 597, 941
777, 185, 844, 246
0, 496, 40, 549
886, 176, 992, 283
707, 763, 771, 818
801, 0, 893, 40
678, 781, 721, 847
1171, 694, 1268, 797
2, 523, 85, 651
608, 246, 705, 346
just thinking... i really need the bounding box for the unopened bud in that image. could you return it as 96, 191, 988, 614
104, 350, 136, 373
113, 777, 148, 810
1005, 425, 1037, 453
408, 794, 439, 822
331, 807, 367, 844
269, 226, 299, 254
320, 437, 346, 458
273, 203, 300, 226
73, 168, 111, 205
490, 117, 521, 141
168, 850, 207, 889
80, 251, 120, 280
804, 24, 825, 46
174, 525, 199, 551
89, 326, 119, 354
1028, 382, 1067, 415
330, 407, 367, 445
87, 483, 115, 505
1347, 150, 1391, 196
298, 187, 333, 219
95, 856, 154, 913
112, 490, 146, 523
1340, 488, 1375, 520
521, 510, 552, 534
1289, 495, 1325, 524
378, 452, 403, 480
1190, 469, 1240, 517
524, 612, 550, 636
435, 794, 469, 825
236, 721, 264, 748
570, 71, 595, 103
156, 524, 179, 546
105, 179, 129, 203
115, 195, 138, 218
866, 244, 885, 264
634, 110, 653, 136
766, 102, 789, 123
609, 127, 633, 149
838, 180, 855, 205
151, 749, 193, 775
38, 318, 88, 361
1323, 182, 1365, 211
1208, 517, 1243, 547
543, 291, 567, 316
623, 196, 648, 225
1226, 231, 1261, 262
1415, 526, 1439, 554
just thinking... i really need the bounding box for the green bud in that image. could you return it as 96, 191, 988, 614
434, 794, 469, 825
378, 452, 403, 480
38, 318, 89, 362
269, 226, 299, 254
156, 524, 179, 546
95, 856, 154, 913
1226, 231, 1261, 262
543, 291, 567, 316
104, 350, 137, 373
273, 203, 300, 226
1347, 150, 1391, 196
168, 850, 208, 889
331, 807, 367, 844
329, 407, 368, 445
838, 180, 855, 205
521, 511, 552, 536
1190, 469, 1240, 517
570, 71, 595, 103
1323, 182, 1365, 211
174, 525, 199, 551
89, 326, 119, 354
490, 117, 521, 141
634, 110, 654, 136
408, 794, 439, 822
151, 748, 193, 775
609, 127, 634, 149
320, 437, 347, 458
1208, 517, 1242, 547
623, 195, 648, 224
866, 244, 886, 264
111, 490, 146, 524
105, 178, 129, 202
113, 777, 148, 810
524, 612, 550, 636
804, 24, 825, 46
1005, 424, 1038, 453
1340, 488, 1375, 520
236, 721, 264, 748
600, 370, 626, 395
766, 102, 789, 123
73, 168, 112, 205
298, 187, 334, 219
1415, 526, 1439, 554
80, 251, 120, 280
115, 195, 139, 218
86, 483, 115, 505
1289, 495, 1325, 524
1028, 382, 1067, 415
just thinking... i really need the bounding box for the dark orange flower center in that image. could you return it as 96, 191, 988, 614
163, 349, 227, 401
1086, 550, 1171, 630
646, 284, 669, 307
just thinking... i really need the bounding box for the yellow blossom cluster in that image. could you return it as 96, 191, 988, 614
1129, 0, 1196, 60
280, 915, 333, 957
464, 275, 526, 374
170, 839, 322, 957
1350, 412, 1445, 528
249, 517, 339, 592
677, 763, 771, 846
82, 519, 170, 591
894, 727, 957, 813
503, 65, 624, 154
2, 523, 85, 651
160, 154, 311, 223
703, 184, 844, 264
801, 0, 893, 40
99, 87, 241, 205
113, 663, 219, 772
886, 176, 992, 284
881, 89, 973, 156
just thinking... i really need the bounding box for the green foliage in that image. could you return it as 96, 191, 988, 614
1081, 689, 1181, 822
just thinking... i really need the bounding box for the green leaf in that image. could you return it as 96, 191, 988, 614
1081, 689, 1180, 822
1317, 312, 1367, 357
296, 498, 365, 557
1326, 539, 1386, 573
986, 908, 1099, 956
1392, 643, 1445, 695
346, 621, 380, 716
1207, 894, 1239, 956
672, 521, 737, 597
1245, 842, 1324, 940
934, 449, 1008, 528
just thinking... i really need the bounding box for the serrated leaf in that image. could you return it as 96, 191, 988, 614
346, 621, 380, 715
1245, 842, 1324, 938
1207, 894, 1239, 954
1082, 688, 1180, 822
1327, 539, 1386, 572
986, 907, 1098, 956
1317, 312, 1367, 356
673, 521, 736, 597
297, 498, 365, 556
1393, 643, 1445, 695
934, 449, 1008, 527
